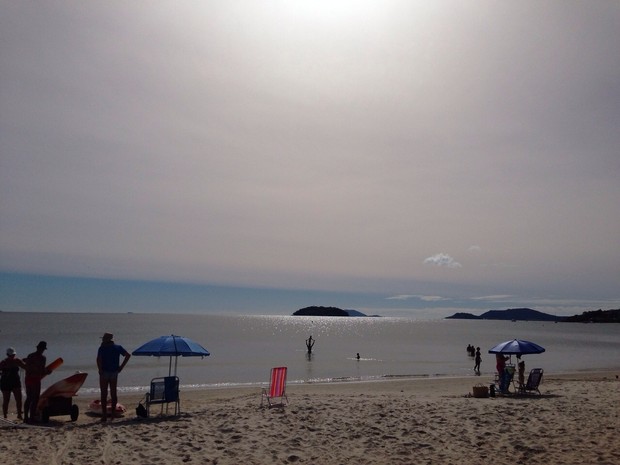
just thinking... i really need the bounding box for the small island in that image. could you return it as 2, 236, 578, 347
446, 307, 620, 323
292, 306, 380, 317
446, 308, 560, 321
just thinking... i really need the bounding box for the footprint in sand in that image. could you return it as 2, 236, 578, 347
48, 430, 73, 465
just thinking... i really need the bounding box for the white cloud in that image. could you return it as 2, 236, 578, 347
417, 295, 447, 302
423, 253, 462, 269
386, 294, 447, 302
386, 294, 416, 301
471, 295, 513, 301
468, 245, 481, 252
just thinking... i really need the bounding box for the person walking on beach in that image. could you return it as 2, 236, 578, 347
23, 341, 51, 423
473, 347, 482, 375
305, 336, 315, 355
97, 333, 131, 422
0, 348, 26, 419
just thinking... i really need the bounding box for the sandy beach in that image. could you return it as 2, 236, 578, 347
1, 370, 618, 465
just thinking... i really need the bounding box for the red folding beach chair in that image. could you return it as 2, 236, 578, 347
261, 366, 288, 408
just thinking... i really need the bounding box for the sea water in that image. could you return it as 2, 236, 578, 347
0, 312, 618, 394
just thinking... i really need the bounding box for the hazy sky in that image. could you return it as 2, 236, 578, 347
1, 1, 619, 315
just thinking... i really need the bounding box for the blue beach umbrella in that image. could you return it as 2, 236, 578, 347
488, 339, 545, 355
132, 335, 210, 376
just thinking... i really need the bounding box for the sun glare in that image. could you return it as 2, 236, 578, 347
282, 0, 381, 26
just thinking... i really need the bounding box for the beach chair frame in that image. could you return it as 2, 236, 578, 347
261, 366, 288, 408
518, 368, 543, 395
145, 376, 180, 416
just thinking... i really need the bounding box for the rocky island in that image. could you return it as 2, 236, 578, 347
446, 307, 620, 322
446, 308, 561, 321
292, 306, 379, 317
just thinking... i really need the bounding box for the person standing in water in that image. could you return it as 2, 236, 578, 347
474, 347, 482, 375
305, 336, 315, 355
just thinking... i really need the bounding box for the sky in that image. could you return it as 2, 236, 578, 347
1, 1, 619, 316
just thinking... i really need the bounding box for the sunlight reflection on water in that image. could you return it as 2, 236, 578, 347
1, 312, 618, 393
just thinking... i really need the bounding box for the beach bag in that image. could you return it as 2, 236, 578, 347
136, 402, 147, 418
472, 384, 489, 398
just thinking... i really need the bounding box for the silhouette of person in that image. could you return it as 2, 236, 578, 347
305, 336, 315, 355
97, 333, 131, 422
356, 353, 360, 360
474, 347, 482, 375
1, 348, 26, 419
23, 341, 51, 423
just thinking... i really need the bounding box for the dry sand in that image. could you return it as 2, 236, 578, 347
1, 370, 618, 465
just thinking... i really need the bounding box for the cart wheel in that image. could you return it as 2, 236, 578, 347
70, 404, 79, 421
41, 407, 50, 423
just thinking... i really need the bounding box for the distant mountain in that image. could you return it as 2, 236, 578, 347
344, 309, 367, 317
563, 309, 620, 323
446, 308, 563, 321
292, 306, 370, 317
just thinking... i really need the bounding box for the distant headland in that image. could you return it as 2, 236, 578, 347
446, 307, 620, 323
291, 306, 619, 321
292, 306, 381, 317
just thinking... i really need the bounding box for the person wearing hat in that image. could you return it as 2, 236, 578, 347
23, 341, 52, 423
97, 333, 130, 422
0, 347, 26, 419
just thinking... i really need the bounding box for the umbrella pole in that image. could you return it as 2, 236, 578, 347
168, 356, 172, 377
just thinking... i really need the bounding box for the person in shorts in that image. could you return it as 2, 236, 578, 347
97, 333, 131, 422
0, 347, 26, 419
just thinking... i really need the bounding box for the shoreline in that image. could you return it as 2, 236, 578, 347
71, 365, 620, 395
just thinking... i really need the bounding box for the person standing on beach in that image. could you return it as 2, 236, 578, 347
495, 353, 509, 393
0, 348, 26, 419
97, 333, 131, 422
306, 336, 315, 355
517, 354, 526, 388
23, 341, 51, 423
473, 347, 482, 375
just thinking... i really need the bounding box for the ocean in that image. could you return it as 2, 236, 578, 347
1, 312, 618, 396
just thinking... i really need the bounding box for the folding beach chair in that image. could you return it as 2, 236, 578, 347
261, 366, 288, 408
518, 368, 543, 395
494, 365, 516, 394
145, 376, 180, 416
